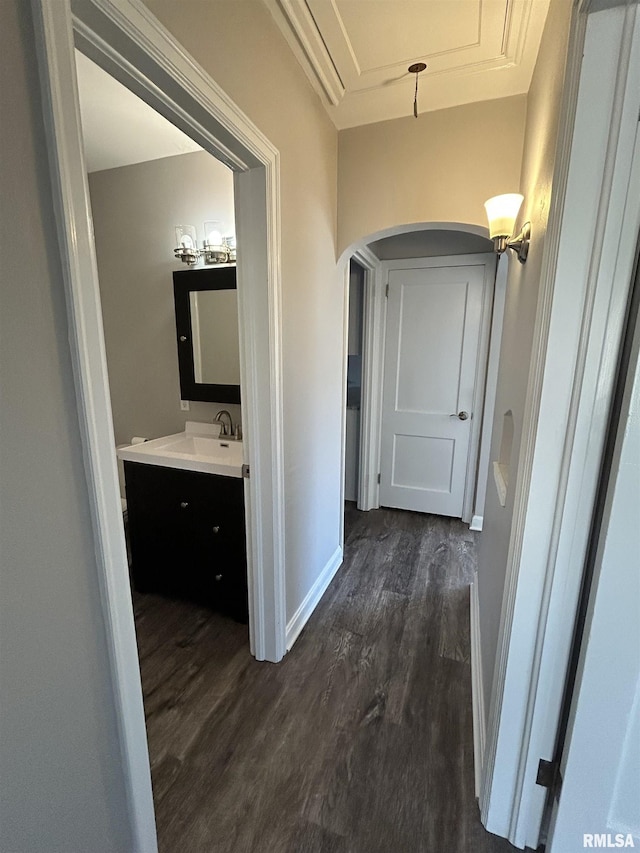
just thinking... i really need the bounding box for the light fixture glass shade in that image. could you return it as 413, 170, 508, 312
203, 221, 223, 248
175, 224, 197, 249
484, 194, 524, 239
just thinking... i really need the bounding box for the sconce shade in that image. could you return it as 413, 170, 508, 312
484, 193, 524, 239
202, 221, 229, 264
204, 222, 223, 247
175, 224, 197, 249
174, 225, 200, 265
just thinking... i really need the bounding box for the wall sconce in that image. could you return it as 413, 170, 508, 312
484, 194, 531, 264
173, 223, 236, 266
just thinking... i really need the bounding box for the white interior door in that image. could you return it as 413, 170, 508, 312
379, 264, 485, 516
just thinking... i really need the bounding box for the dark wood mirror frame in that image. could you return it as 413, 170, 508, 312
173, 266, 241, 404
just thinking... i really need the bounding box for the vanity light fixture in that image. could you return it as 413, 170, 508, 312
484, 193, 531, 263
173, 223, 237, 266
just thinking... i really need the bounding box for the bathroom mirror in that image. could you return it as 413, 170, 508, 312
173, 266, 241, 404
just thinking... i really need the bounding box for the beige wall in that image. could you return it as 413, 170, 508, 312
477, 0, 573, 713
88, 150, 241, 447
337, 95, 527, 255
146, 0, 342, 622
0, 2, 133, 849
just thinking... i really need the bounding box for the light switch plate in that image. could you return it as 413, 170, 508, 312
180, 400, 190, 411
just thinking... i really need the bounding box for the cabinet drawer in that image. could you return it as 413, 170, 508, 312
126, 461, 243, 512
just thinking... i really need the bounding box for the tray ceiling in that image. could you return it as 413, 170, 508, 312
264, 0, 551, 129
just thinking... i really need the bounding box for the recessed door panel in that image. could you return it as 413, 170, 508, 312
391, 434, 455, 492
395, 281, 467, 414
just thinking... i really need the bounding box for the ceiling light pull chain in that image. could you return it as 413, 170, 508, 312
408, 62, 427, 118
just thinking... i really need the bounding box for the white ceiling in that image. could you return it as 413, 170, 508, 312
75, 51, 202, 173
264, 0, 551, 129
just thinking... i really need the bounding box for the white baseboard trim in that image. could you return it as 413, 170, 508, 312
470, 577, 486, 799
470, 515, 484, 531
286, 546, 343, 651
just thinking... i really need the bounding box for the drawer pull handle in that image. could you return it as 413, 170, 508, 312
180, 501, 189, 509
212, 525, 220, 534
215, 574, 223, 582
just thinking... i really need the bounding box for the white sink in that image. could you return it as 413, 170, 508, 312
117, 421, 244, 478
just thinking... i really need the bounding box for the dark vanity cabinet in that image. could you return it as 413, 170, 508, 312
124, 462, 248, 622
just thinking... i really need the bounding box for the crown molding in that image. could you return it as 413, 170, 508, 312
263, 0, 345, 106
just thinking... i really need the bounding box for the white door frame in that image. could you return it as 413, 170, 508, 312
548, 244, 640, 850
31, 0, 287, 849
480, 3, 640, 848
349, 246, 384, 511
472, 255, 507, 531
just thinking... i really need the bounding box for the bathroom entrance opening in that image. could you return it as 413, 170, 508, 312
33, 0, 287, 848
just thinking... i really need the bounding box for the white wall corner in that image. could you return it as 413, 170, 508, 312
470, 515, 484, 531
470, 577, 487, 799
286, 546, 343, 650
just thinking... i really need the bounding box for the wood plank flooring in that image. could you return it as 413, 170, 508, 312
133, 506, 518, 853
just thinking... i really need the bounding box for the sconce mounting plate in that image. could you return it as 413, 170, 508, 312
508, 221, 531, 264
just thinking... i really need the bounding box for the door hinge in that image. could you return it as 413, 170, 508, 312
536, 759, 562, 797
385, 283, 389, 298
377, 473, 381, 484
242, 463, 250, 479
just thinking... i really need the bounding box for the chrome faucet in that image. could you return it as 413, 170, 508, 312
214, 410, 233, 436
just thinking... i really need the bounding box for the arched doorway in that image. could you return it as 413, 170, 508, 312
340, 222, 504, 534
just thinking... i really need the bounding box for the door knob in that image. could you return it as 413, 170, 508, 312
215, 574, 223, 582
212, 525, 220, 534
450, 411, 469, 421
180, 501, 189, 509
179, 335, 188, 342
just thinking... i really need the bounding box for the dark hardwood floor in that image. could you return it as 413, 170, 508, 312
133, 505, 517, 853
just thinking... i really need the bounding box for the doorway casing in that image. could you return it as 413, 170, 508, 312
32, 0, 287, 849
